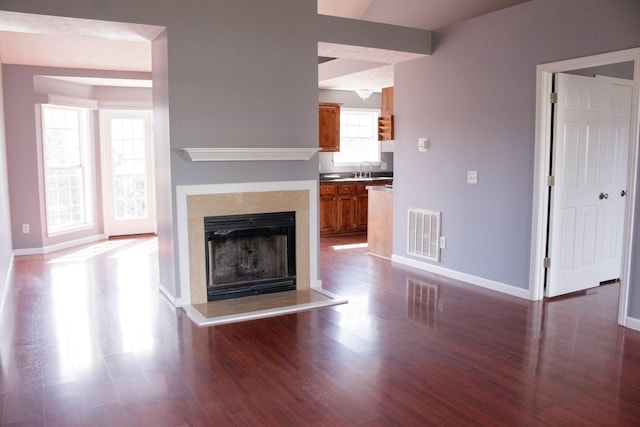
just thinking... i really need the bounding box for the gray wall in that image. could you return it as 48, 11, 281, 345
393, 0, 640, 314
0, 64, 13, 311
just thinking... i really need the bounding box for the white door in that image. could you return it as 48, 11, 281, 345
546, 73, 630, 297
100, 110, 156, 237
598, 78, 632, 282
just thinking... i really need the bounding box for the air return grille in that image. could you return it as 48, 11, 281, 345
407, 208, 441, 262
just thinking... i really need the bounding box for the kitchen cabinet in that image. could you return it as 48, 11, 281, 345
319, 103, 340, 152
319, 183, 338, 233
320, 180, 391, 235
378, 87, 394, 141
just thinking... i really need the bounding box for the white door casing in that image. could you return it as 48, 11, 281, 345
100, 110, 157, 237
531, 48, 640, 327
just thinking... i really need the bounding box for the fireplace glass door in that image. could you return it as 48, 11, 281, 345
204, 211, 296, 301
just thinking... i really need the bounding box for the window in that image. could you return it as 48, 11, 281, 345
333, 109, 380, 165
41, 105, 94, 234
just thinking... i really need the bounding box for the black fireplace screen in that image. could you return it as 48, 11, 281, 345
204, 211, 296, 301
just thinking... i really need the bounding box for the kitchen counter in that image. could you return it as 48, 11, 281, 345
319, 173, 393, 183
367, 185, 393, 259
366, 184, 393, 192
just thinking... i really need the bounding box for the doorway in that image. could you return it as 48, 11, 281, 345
530, 48, 640, 327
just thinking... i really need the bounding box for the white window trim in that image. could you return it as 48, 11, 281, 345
39, 104, 97, 236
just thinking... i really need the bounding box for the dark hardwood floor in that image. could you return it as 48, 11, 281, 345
1, 233, 639, 426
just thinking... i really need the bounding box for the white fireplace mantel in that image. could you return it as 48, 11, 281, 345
180, 147, 318, 162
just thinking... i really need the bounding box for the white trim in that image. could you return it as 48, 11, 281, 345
98, 100, 153, 110
47, 94, 98, 109
530, 48, 640, 328
0, 253, 15, 319
175, 180, 319, 306
13, 234, 106, 256
392, 254, 531, 300
181, 147, 317, 162
624, 316, 640, 332
159, 282, 180, 306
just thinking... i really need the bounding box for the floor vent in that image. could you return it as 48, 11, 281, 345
407, 208, 441, 262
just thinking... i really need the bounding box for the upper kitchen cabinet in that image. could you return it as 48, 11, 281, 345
378, 87, 394, 141
319, 102, 340, 152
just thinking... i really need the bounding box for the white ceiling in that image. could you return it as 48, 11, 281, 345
0, 1, 529, 90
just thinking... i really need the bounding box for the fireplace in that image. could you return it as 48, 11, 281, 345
204, 211, 296, 301
176, 182, 317, 307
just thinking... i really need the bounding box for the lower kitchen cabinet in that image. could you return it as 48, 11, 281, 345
320, 180, 391, 235
319, 183, 338, 233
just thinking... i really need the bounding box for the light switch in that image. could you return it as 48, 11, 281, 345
467, 170, 478, 184
418, 138, 429, 152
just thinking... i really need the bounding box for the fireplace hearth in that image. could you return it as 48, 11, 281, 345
204, 211, 296, 301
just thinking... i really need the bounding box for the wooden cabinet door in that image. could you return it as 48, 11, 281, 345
319, 184, 338, 233
319, 103, 340, 152
337, 193, 355, 232
336, 183, 356, 232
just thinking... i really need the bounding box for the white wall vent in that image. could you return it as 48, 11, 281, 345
407, 208, 441, 262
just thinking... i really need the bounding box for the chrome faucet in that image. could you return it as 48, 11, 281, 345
358, 161, 373, 179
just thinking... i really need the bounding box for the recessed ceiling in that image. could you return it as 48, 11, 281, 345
0, 11, 161, 87
319, 0, 531, 31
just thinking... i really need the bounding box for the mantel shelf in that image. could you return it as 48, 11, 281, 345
181, 147, 318, 162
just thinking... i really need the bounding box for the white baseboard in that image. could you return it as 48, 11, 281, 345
13, 234, 106, 256
392, 255, 531, 300
624, 316, 640, 332
159, 282, 180, 307
0, 253, 14, 319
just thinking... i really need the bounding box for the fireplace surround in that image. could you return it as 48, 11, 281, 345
176, 180, 318, 307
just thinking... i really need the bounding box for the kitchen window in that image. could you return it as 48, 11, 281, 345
333, 108, 380, 165
41, 104, 94, 234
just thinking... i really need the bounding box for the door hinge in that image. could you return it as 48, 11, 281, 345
547, 175, 555, 187
550, 92, 558, 103
544, 257, 551, 269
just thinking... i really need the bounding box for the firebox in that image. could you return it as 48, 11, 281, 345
204, 211, 296, 301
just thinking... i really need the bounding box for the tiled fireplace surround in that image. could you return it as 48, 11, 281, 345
176, 180, 326, 324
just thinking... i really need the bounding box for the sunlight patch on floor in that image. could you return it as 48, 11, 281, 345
332, 242, 368, 251
46, 239, 133, 263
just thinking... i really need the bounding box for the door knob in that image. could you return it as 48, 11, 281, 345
621, 190, 627, 197
599, 192, 609, 200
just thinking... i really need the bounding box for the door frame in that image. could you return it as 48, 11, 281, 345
530, 47, 640, 327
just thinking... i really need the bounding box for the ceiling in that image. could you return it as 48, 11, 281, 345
0, 1, 530, 90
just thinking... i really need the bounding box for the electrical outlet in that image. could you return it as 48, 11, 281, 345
22, 224, 30, 234
467, 170, 478, 184
381, 162, 388, 171
440, 236, 446, 248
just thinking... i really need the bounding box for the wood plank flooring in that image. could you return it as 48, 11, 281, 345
1, 234, 639, 425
